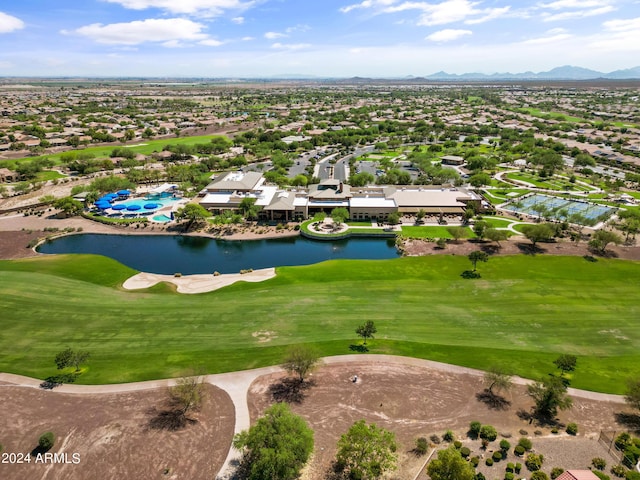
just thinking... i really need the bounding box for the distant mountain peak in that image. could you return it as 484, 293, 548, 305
425, 65, 640, 80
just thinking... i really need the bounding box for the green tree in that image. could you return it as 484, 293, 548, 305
54, 347, 90, 372
336, 420, 398, 480
446, 226, 469, 243
54, 197, 83, 217
282, 345, 320, 383
527, 376, 572, 420
521, 223, 555, 247
553, 354, 577, 374
589, 230, 622, 253
485, 227, 508, 247
473, 220, 488, 240
38, 432, 55, 451
169, 374, 205, 417
387, 212, 400, 225
469, 172, 492, 187
233, 403, 313, 480
484, 367, 513, 396
239, 197, 261, 221
175, 203, 211, 230
624, 377, 640, 411
331, 207, 350, 226
468, 251, 488, 272
356, 320, 377, 345
427, 446, 475, 480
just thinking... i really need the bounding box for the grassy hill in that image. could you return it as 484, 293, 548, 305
0, 254, 638, 393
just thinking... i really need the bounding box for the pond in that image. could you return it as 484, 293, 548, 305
38, 234, 400, 275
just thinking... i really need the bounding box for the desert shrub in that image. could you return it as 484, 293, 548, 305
531, 472, 549, 480
592, 458, 607, 470
525, 453, 544, 471
470, 456, 479, 467
593, 472, 610, 480
518, 438, 533, 450
534, 430, 543, 436
519, 429, 528, 435
506, 462, 515, 472
551, 427, 559, 434
486, 458, 494, 466
469, 421, 482, 439
480, 425, 498, 441
38, 432, 55, 450
430, 434, 441, 444
625, 472, 640, 480
493, 451, 504, 462
505, 473, 514, 480
625, 445, 640, 465
611, 464, 626, 477
454, 440, 462, 449
460, 447, 471, 458
514, 445, 525, 456
475, 473, 486, 480
500, 439, 511, 451
174, 272, 182, 277
566, 423, 578, 435
415, 437, 428, 455
443, 430, 455, 442
515, 462, 522, 473
551, 467, 565, 479
436, 238, 447, 249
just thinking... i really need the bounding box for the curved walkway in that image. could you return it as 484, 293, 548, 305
0, 355, 627, 479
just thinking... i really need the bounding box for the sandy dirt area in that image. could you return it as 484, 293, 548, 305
123, 268, 277, 294
0, 383, 235, 480
248, 362, 634, 480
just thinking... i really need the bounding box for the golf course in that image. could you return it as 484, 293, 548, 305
1, 253, 639, 393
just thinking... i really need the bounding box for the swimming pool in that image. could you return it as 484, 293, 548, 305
152, 214, 173, 223
113, 196, 180, 209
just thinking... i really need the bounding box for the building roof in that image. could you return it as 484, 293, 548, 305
557, 470, 600, 480
264, 191, 295, 211
388, 188, 468, 208
206, 171, 264, 192
350, 197, 396, 208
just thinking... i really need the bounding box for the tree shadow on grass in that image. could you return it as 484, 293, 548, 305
268, 378, 316, 404
145, 406, 197, 431
614, 412, 640, 434
480, 244, 500, 255
349, 344, 369, 353
476, 389, 511, 410
516, 242, 546, 255
40, 373, 78, 390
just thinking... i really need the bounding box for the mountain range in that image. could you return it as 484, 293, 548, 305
421, 65, 640, 81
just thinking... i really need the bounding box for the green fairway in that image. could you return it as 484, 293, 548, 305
401, 226, 475, 239
1, 254, 639, 393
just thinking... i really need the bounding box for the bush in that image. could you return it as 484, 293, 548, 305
531, 472, 549, 480
616, 433, 632, 451
500, 439, 511, 451
551, 427, 559, 434
454, 440, 462, 449
506, 462, 515, 472
551, 467, 565, 479
443, 430, 455, 442
593, 472, 610, 480
469, 421, 482, 439
505, 473, 514, 480
486, 458, 494, 466
415, 437, 428, 455
480, 425, 498, 442
593, 458, 607, 470
514, 445, 525, 456
525, 453, 544, 472
611, 464, 626, 477
460, 446, 470, 458
470, 456, 479, 467
625, 472, 640, 480
493, 450, 504, 462
515, 462, 522, 473
518, 437, 533, 450
38, 432, 55, 450
430, 434, 441, 444
566, 423, 578, 435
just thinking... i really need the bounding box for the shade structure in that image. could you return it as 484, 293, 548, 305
111, 204, 127, 211
97, 197, 113, 203
126, 204, 142, 211
95, 203, 111, 209
117, 190, 130, 196
143, 203, 159, 210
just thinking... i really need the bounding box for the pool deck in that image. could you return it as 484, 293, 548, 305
122, 267, 277, 294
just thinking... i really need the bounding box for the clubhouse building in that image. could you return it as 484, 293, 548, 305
198, 172, 485, 222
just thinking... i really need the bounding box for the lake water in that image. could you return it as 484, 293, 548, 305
38, 234, 400, 274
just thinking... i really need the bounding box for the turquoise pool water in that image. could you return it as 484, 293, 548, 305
152, 214, 173, 223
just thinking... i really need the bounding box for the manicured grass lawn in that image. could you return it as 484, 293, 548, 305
347, 221, 373, 227
1, 254, 639, 393
515, 107, 587, 124
479, 217, 518, 228
401, 226, 475, 239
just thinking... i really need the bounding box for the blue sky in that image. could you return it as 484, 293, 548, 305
0, 0, 639, 77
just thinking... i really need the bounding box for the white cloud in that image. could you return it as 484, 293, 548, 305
66, 18, 209, 45
0, 11, 25, 33
231, 16, 244, 24
538, 0, 611, 10
200, 39, 224, 46
542, 5, 615, 21
603, 16, 640, 32
465, 6, 511, 24
426, 28, 472, 41
103, 0, 253, 16
521, 28, 573, 44
241, 36, 254, 41
339, 0, 397, 14
264, 31, 287, 39
588, 16, 640, 52
271, 42, 311, 50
